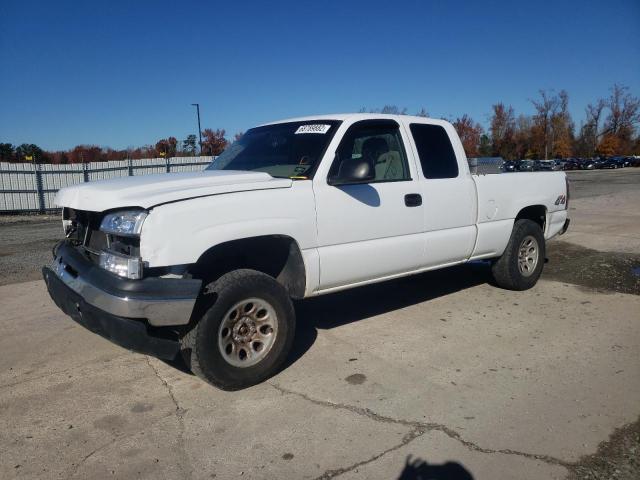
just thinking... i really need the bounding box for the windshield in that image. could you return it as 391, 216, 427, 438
206, 120, 341, 179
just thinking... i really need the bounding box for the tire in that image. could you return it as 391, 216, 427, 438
180, 269, 296, 390
491, 219, 545, 291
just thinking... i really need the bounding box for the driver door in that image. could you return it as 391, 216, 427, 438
312, 119, 425, 291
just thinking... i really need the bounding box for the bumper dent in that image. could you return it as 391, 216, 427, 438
43, 267, 180, 359
47, 241, 201, 327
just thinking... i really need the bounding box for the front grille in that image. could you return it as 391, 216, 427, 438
65, 209, 108, 263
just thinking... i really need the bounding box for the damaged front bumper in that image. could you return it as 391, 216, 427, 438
42, 241, 202, 359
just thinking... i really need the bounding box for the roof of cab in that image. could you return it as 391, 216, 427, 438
259, 113, 447, 127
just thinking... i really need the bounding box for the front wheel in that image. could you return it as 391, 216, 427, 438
491, 219, 545, 291
180, 269, 296, 390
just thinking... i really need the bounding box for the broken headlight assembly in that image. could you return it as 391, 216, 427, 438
98, 210, 148, 279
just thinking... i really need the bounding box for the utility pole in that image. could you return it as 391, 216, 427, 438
191, 103, 203, 155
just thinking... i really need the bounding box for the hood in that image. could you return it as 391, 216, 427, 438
55, 170, 292, 212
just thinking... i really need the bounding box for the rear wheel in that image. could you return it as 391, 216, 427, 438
180, 269, 295, 390
491, 219, 545, 291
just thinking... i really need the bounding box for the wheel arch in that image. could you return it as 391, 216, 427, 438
515, 204, 547, 233
189, 235, 307, 299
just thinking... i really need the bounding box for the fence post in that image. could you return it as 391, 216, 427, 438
166, 157, 171, 173
82, 162, 89, 183
35, 162, 45, 214
128, 158, 133, 176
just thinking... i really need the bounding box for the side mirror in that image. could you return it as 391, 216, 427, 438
328, 159, 375, 186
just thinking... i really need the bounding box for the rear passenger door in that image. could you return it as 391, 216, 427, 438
406, 122, 477, 266
313, 119, 425, 290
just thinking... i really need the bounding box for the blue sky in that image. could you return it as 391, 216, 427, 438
1, 0, 638, 150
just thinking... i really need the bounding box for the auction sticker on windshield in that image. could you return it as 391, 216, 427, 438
295, 124, 331, 134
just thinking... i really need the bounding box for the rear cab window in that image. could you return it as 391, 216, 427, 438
409, 124, 459, 179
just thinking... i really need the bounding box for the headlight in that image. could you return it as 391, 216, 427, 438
100, 210, 147, 236
99, 251, 143, 279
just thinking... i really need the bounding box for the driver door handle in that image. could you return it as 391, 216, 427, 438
404, 193, 422, 207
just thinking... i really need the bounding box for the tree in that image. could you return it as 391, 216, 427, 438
596, 134, 620, 156
15, 144, 45, 163
202, 128, 227, 155
531, 90, 560, 159
551, 90, 574, 158
604, 84, 640, 154
452, 114, 483, 157
582, 98, 607, 155
233, 132, 244, 142
155, 137, 178, 157
182, 134, 197, 156
530, 89, 574, 158
415, 108, 428, 117
514, 115, 534, 159
0, 143, 14, 161
67, 145, 103, 163
490, 103, 516, 159
478, 134, 492, 156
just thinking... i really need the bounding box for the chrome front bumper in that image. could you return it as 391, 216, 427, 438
47, 241, 201, 327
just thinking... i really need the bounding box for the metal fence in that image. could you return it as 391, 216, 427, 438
0, 156, 213, 213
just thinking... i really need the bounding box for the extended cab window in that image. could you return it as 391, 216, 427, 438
207, 120, 340, 179
410, 124, 459, 179
328, 120, 410, 183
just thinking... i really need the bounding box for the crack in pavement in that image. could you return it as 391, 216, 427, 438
270, 383, 571, 478
145, 357, 192, 480
315, 426, 427, 480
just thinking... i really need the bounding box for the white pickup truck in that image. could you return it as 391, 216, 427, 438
43, 114, 570, 390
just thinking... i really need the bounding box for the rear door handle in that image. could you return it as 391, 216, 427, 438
404, 193, 422, 207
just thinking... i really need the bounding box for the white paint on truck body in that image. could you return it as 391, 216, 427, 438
54, 113, 569, 298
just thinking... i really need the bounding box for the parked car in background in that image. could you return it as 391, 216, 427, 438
501, 160, 518, 172
580, 159, 596, 170
597, 158, 620, 169
536, 160, 555, 171
563, 159, 580, 170
518, 160, 536, 171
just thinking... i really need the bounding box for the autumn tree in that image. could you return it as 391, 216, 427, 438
202, 128, 227, 155
513, 115, 534, 159
490, 103, 516, 159
452, 114, 483, 157
233, 132, 244, 142
603, 84, 640, 154
551, 91, 574, 158
67, 145, 103, 163
596, 134, 620, 156
155, 137, 178, 157
580, 98, 607, 155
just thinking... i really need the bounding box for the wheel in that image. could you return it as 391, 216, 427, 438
180, 269, 296, 390
491, 219, 545, 291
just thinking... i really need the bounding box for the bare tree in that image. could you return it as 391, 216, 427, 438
531, 90, 561, 159
585, 98, 607, 154
490, 103, 516, 159
605, 83, 640, 136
